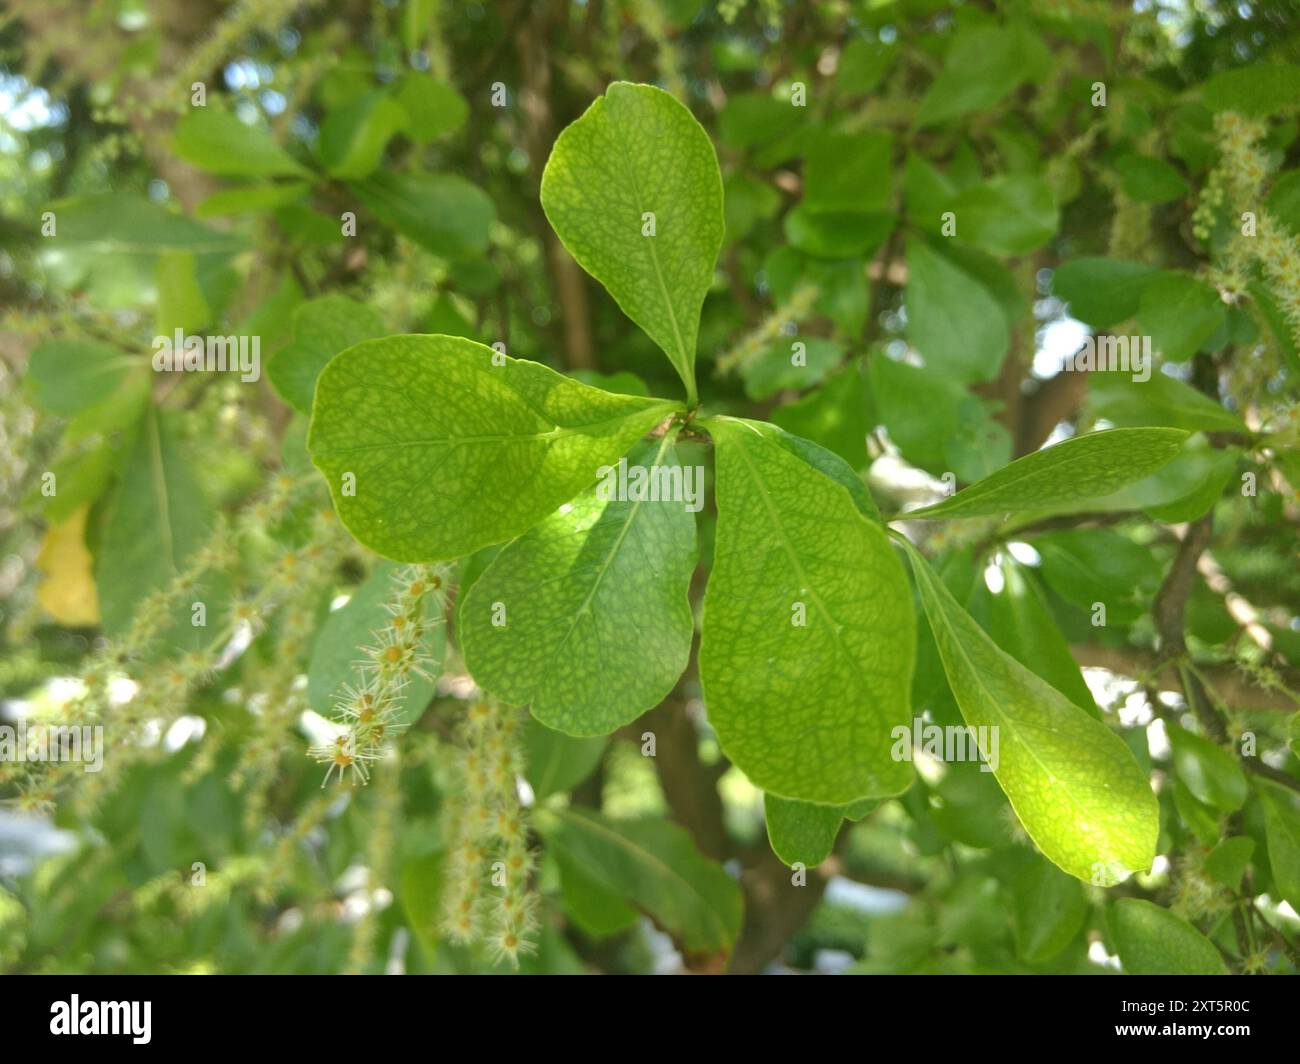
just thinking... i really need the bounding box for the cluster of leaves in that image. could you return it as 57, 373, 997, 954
0, 0, 1298, 975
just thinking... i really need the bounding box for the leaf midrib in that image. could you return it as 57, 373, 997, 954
605, 95, 691, 386
717, 419, 889, 738
915, 430, 1182, 517
912, 548, 1126, 864
315, 403, 675, 457
541, 432, 679, 679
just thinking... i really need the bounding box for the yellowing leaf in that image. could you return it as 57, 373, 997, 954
36, 505, 100, 626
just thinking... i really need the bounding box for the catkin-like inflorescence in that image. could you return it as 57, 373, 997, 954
439, 698, 540, 967
714, 282, 819, 376
1197, 113, 1298, 325
310, 564, 449, 786
11, 473, 334, 813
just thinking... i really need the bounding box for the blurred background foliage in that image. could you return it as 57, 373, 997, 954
1, 0, 1299, 974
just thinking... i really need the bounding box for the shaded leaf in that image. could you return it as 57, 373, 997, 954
906, 239, 1009, 383
537, 807, 743, 954
174, 106, 310, 177
268, 295, 386, 414
523, 717, 607, 801
1110, 898, 1227, 974
352, 172, 495, 259
94, 408, 215, 640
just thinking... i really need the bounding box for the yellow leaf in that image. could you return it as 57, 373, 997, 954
35, 505, 100, 626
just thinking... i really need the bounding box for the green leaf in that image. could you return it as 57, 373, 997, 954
926, 756, 1013, 851
196, 181, 310, 218
173, 106, 310, 177
766, 249, 870, 335
319, 91, 407, 179
0, 885, 25, 969
94, 408, 215, 639
45, 192, 239, 254
1250, 282, 1300, 379
1166, 723, 1247, 813
1113, 154, 1188, 204
568, 369, 651, 397
904, 152, 957, 233
952, 174, 1058, 255
1088, 370, 1248, 434
769, 363, 872, 467
29, 445, 118, 523
399, 851, 445, 958
238, 272, 304, 350
1204, 835, 1254, 892
402, 0, 437, 49
723, 172, 780, 244
154, 250, 211, 334
835, 38, 895, 95
536, 807, 743, 954
39, 193, 241, 310
1258, 780, 1300, 911
307, 561, 443, 727
1031, 528, 1158, 624
308, 334, 679, 561
759, 422, 882, 523
352, 173, 495, 259
1083, 434, 1239, 520
26, 338, 140, 416
1110, 898, 1227, 974
268, 295, 387, 414
541, 82, 724, 402
1174, 778, 1223, 848
522, 717, 607, 801
1135, 272, 1226, 362
869, 353, 1009, 481
1267, 171, 1300, 240
901, 537, 1158, 883
64, 371, 151, 441
740, 336, 842, 400
906, 239, 1009, 383
554, 850, 639, 938
699, 416, 915, 804
915, 25, 1039, 127
393, 75, 468, 143
461, 435, 697, 736
273, 202, 340, 245
784, 207, 893, 259
717, 92, 802, 150
1051, 258, 1157, 330
764, 794, 874, 867
1010, 856, 1089, 963
802, 131, 893, 213
905, 428, 1188, 520
1202, 63, 1300, 117
974, 558, 1097, 715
